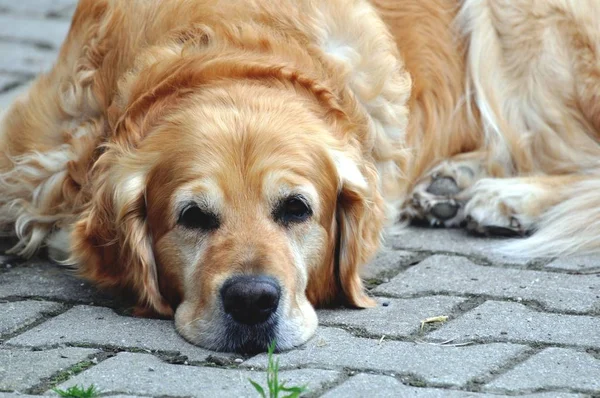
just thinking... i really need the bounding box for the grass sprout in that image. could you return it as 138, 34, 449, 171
248, 341, 307, 398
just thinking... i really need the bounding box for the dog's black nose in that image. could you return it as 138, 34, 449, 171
220, 275, 280, 325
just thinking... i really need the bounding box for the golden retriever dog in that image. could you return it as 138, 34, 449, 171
1, 0, 598, 352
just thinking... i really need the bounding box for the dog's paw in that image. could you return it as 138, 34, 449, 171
463, 179, 537, 237
404, 158, 482, 227
410, 177, 463, 227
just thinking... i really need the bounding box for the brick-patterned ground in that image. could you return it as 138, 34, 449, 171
0, 2, 599, 397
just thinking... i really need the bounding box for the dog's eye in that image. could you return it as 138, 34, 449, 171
275, 196, 312, 225
178, 205, 220, 231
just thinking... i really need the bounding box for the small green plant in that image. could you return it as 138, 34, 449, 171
52, 384, 99, 398
248, 341, 307, 398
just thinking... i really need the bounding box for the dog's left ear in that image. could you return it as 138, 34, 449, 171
331, 150, 384, 308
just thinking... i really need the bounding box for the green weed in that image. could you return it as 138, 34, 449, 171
248, 341, 307, 398
52, 384, 99, 398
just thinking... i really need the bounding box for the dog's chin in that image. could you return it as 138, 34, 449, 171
174, 301, 318, 353
219, 316, 279, 354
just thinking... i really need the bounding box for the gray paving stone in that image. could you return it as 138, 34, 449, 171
0, 42, 56, 75
6, 305, 226, 363
360, 249, 422, 281
0, 74, 22, 91
0, 301, 63, 336
321, 373, 584, 398
243, 327, 526, 387
545, 255, 600, 272
486, 347, 600, 393
0, 15, 70, 49
0, 0, 77, 18
0, 347, 98, 392
318, 296, 466, 338
0, 261, 109, 305
385, 226, 536, 265
0, 395, 145, 398
0, 80, 32, 111
374, 255, 600, 313
52, 352, 341, 397
428, 301, 600, 348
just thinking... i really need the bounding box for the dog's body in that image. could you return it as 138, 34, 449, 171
1, 0, 599, 351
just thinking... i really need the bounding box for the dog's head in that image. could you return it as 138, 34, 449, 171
71, 54, 388, 352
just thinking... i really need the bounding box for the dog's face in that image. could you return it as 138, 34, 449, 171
73, 79, 385, 352
147, 85, 341, 352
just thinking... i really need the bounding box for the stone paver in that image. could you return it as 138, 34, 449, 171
318, 296, 466, 338
0, 262, 110, 305
6, 305, 229, 363
486, 347, 600, 393
374, 255, 600, 313
243, 327, 527, 387
321, 373, 585, 398
546, 255, 600, 272
385, 226, 535, 265
360, 249, 423, 281
0, 0, 77, 18
0, 301, 63, 336
0, 347, 98, 392
53, 352, 341, 397
0, 74, 22, 91
0, 42, 56, 76
0, 395, 141, 398
0, 15, 70, 49
428, 301, 600, 348
0, 80, 32, 111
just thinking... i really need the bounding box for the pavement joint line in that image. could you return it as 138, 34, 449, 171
297, 321, 475, 343
317, 297, 485, 340
302, 372, 349, 398
25, 352, 106, 395
0, 302, 70, 342
0, 9, 73, 21
242, 359, 528, 388
416, 297, 486, 336
372, 291, 600, 317
386, 247, 556, 269
0, 37, 57, 51
363, 254, 430, 289
46, 9, 78, 20
485, 386, 600, 396
5, 342, 196, 362
421, 337, 600, 352
463, 346, 543, 393
0, 70, 35, 80
4, 341, 250, 369
0, 78, 27, 94
0, 295, 125, 309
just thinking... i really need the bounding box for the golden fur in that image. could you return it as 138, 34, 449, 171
1, 0, 599, 351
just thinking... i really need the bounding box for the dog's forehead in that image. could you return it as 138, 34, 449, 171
173, 172, 320, 209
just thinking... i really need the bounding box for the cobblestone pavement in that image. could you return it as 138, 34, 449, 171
1, 2, 600, 397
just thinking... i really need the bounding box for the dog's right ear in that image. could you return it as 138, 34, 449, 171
70, 149, 173, 317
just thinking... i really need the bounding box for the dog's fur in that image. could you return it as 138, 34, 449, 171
1, 0, 599, 351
